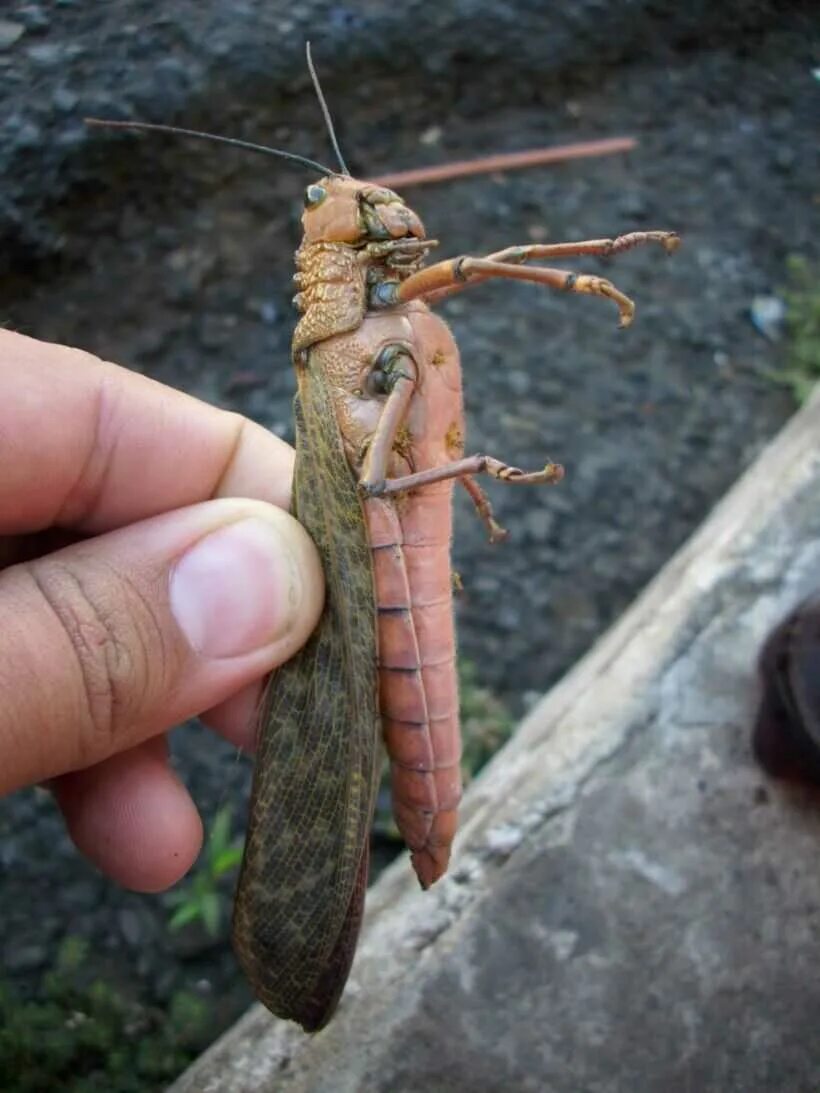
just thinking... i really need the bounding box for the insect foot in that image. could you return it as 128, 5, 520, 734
486, 458, 565, 485
565, 273, 636, 327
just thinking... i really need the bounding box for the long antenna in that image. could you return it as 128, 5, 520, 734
305, 41, 350, 176
84, 118, 336, 176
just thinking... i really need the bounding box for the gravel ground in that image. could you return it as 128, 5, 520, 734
0, 1, 816, 1086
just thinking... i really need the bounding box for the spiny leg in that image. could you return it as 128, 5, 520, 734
460, 475, 509, 543
382, 257, 637, 326
486, 231, 680, 266
407, 230, 680, 308
361, 452, 565, 499
356, 344, 563, 508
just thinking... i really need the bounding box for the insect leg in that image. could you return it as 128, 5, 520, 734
419, 232, 679, 306
395, 229, 682, 310
387, 257, 637, 326
486, 231, 680, 266
362, 453, 564, 497
459, 475, 509, 543
359, 345, 418, 492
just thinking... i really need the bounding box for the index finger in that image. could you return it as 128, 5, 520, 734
0, 330, 293, 535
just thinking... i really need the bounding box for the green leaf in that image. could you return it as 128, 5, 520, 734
209, 806, 233, 861
776, 257, 820, 403
168, 902, 201, 932
200, 891, 222, 937
56, 935, 89, 975
212, 844, 243, 876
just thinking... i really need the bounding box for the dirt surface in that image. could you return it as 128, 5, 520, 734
0, 1, 816, 1086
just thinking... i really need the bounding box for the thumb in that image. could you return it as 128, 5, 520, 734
0, 498, 324, 795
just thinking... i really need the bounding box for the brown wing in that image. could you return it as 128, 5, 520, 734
232, 353, 379, 1031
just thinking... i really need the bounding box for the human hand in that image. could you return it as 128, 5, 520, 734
0, 330, 323, 892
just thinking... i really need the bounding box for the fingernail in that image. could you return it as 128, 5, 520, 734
170, 517, 300, 658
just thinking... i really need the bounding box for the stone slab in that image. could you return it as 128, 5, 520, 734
172, 390, 820, 1092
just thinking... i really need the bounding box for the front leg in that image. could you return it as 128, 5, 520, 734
486, 231, 680, 266
357, 345, 563, 501
386, 230, 680, 316
375, 257, 637, 327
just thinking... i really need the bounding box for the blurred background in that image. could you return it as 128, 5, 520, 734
0, 1, 816, 1088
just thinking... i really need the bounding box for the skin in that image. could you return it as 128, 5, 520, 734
0, 329, 323, 893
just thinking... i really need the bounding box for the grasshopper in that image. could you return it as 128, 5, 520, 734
88, 45, 679, 1032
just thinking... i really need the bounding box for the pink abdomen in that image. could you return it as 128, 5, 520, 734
365, 484, 461, 888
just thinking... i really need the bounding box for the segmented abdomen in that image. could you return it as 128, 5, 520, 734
365, 484, 461, 888
315, 300, 465, 887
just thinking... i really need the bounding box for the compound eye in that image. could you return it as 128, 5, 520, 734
304, 183, 327, 208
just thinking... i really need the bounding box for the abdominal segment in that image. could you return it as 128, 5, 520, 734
365, 487, 462, 888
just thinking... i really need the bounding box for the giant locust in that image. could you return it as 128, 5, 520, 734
88, 46, 679, 1032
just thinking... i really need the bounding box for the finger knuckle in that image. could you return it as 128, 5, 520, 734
26, 559, 168, 753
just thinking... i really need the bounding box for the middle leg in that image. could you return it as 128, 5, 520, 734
361, 451, 565, 498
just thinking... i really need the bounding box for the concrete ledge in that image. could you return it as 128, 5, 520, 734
172, 389, 820, 1092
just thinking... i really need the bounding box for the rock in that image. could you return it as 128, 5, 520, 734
198, 313, 238, 350
27, 42, 65, 66
245, 297, 279, 325
617, 189, 648, 219
52, 87, 79, 112
522, 506, 553, 540
750, 295, 786, 342
169, 920, 225, 959
506, 368, 531, 396
171, 393, 820, 1093
0, 21, 24, 49
18, 6, 50, 32
11, 119, 42, 149
4, 943, 48, 972
153, 965, 179, 1002
61, 880, 101, 912
118, 907, 148, 948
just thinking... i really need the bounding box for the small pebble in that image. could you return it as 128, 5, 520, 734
524, 507, 553, 540
245, 297, 279, 325
52, 87, 79, 112
4, 943, 48, 972
419, 125, 443, 146
0, 21, 24, 49
118, 908, 145, 948
507, 369, 531, 396
618, 191, 648, 219
13, 120, 43, 149
18, 6, 50, 32
27, 41, 63, 66
485, 823, 524, 857
750, 295, 785, 342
